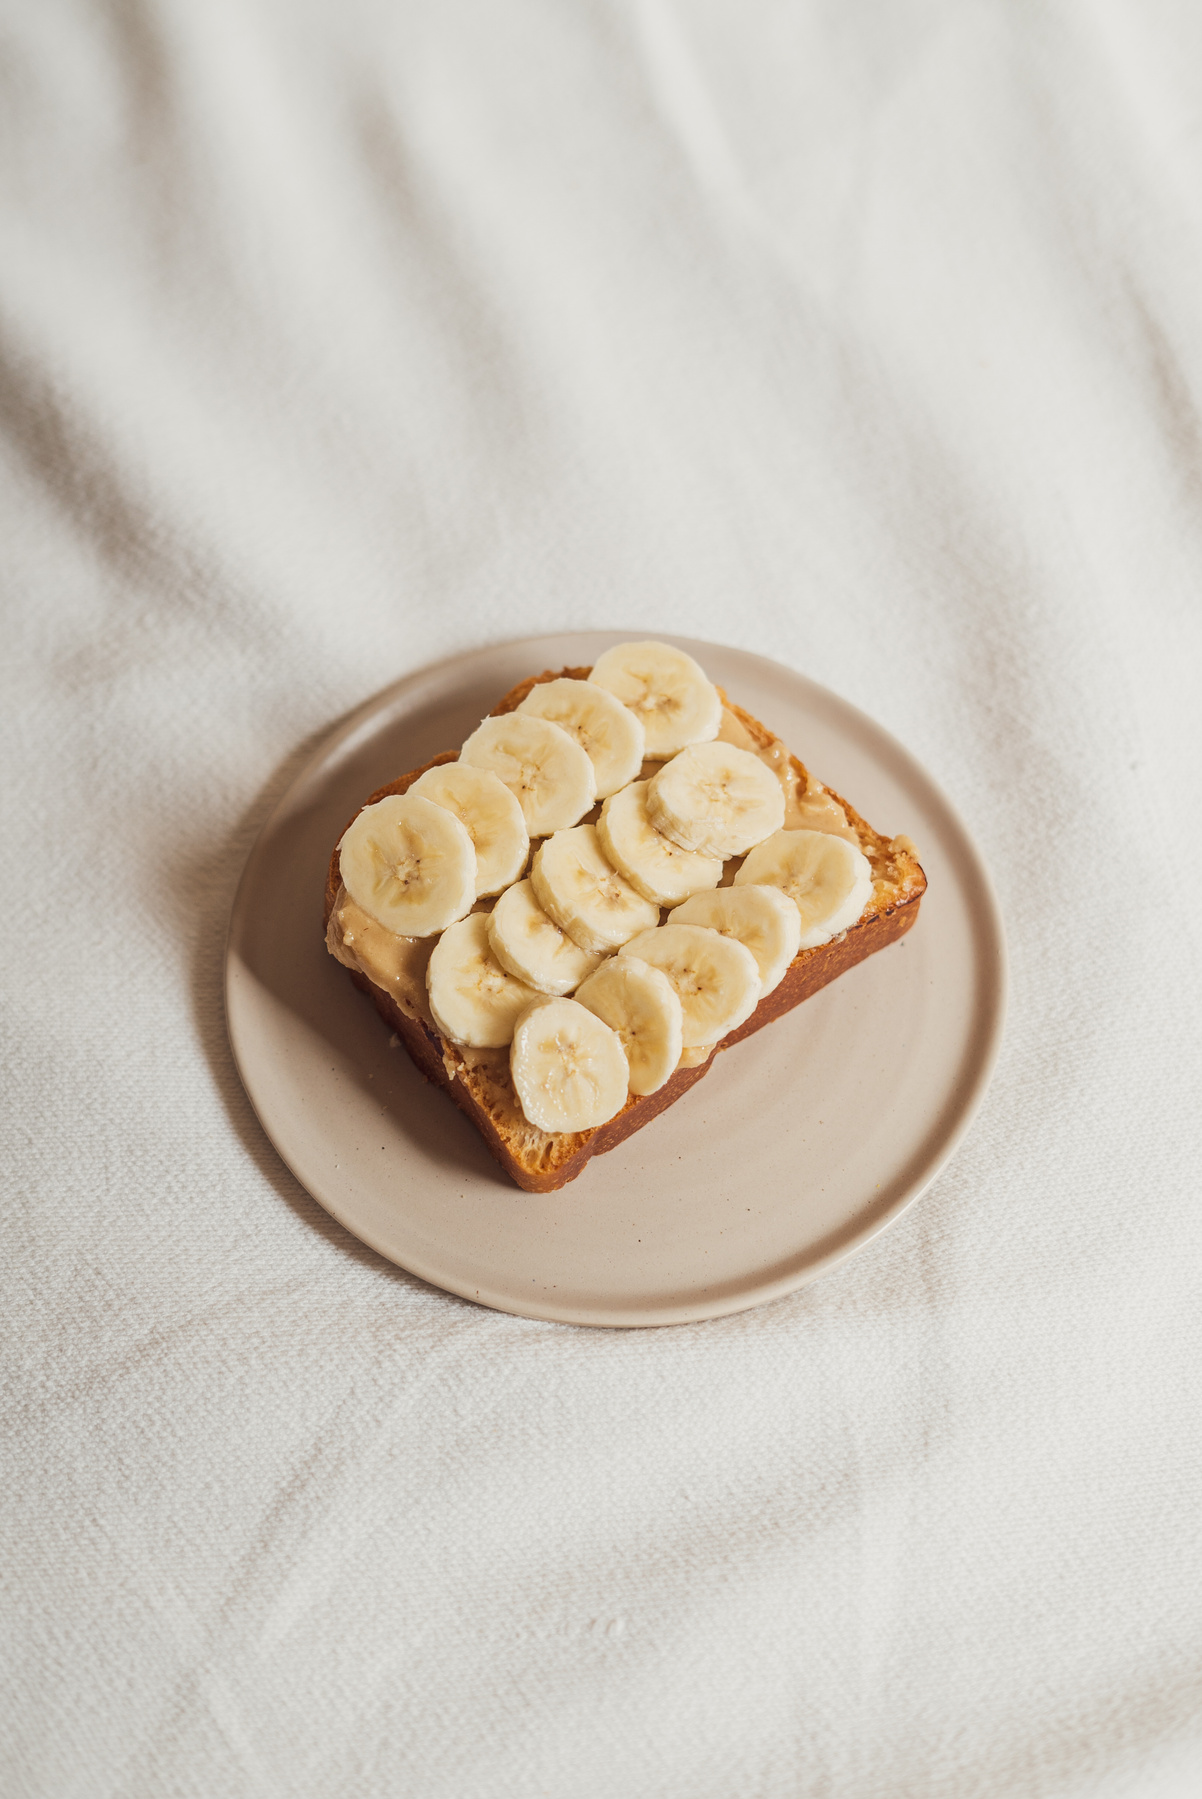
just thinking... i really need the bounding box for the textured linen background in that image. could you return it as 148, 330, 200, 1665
3, 1, 1201, 1795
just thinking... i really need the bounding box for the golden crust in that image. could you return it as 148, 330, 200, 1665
324, 668, 926, 1191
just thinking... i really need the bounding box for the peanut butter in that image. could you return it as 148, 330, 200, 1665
716, 707, 860, 845
326, 886, 436, 1027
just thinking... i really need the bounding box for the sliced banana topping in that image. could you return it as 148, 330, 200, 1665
487, 878, 603, 997
426, 912, 541, 1048
459, 713, 596, 836
339, 793, 476, 938
619, 923, 760, 1047
574, 956, 683, 1096
515, 678, 645, 799
407, 762, 528, 897
672, 884, 801, 999
647, 740, 785, 859
332, 641, 911, 1151
596, 779, 723, 909
531, 824, 660, 956
735, 829, 873, 950
588, 641, 721, 759
510, 997, 630, 1133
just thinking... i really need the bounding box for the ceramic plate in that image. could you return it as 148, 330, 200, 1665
225, 633, 1005, 1327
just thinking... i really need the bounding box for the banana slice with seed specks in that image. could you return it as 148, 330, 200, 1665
426, 912, 541, 1047
574, 956, 683, 1096
459, 713, 596, 836
672, 884, 801, 999
515, 678, 645, 799
647, 740, 785, 859
588, 641, 722, 759
408, 762, 528, 897
619, 923, 760, 1047
735, 830, 873, 949
596, 780, 722, 908
531, 825, 660, 955
487, 878, 603, 996
510, 997, 630, 1133
339, 793, 476, 938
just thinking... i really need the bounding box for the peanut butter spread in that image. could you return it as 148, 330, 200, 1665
715, 708, 861, 845
326, 886, 436, 1027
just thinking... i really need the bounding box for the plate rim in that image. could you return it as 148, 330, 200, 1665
224, 631, 1008, 1328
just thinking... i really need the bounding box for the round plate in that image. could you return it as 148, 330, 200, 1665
225, 633, 1005, 1327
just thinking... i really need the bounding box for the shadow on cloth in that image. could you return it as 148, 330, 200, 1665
180, 700, 485, 1306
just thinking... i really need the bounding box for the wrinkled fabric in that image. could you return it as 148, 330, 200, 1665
3, 2, 1201, 1795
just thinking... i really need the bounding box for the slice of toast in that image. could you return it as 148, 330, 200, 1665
324, 667, 926, 1192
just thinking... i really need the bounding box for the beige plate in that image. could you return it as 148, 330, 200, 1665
225, 634, 1005, 1328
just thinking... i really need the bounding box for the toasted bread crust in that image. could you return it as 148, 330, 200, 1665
325, 668, 926, 1191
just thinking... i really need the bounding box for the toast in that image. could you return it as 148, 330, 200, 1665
323, 663, 926, 1192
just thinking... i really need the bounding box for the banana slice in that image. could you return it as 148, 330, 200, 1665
588, 641, 722, 758
735, 829, 873, 949
596, 780, 722, 908
574, 955, 683, 1096
647, 740, 785, 859
672, 884, 801, 998
487, 878, 603, 996
619, 923, 760, 1047
339, 793, 476, 938
510, 997, 630, 1133
515, 678, 645, 799
426, 912, 541, 1047
459, 713, 596, 836
407, 762, 528, 897
531, 824, 660, 955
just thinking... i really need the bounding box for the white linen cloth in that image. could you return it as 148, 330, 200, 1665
3, 1, 1201, 1793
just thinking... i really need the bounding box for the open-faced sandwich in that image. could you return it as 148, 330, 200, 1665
325, 643, 926, 1191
